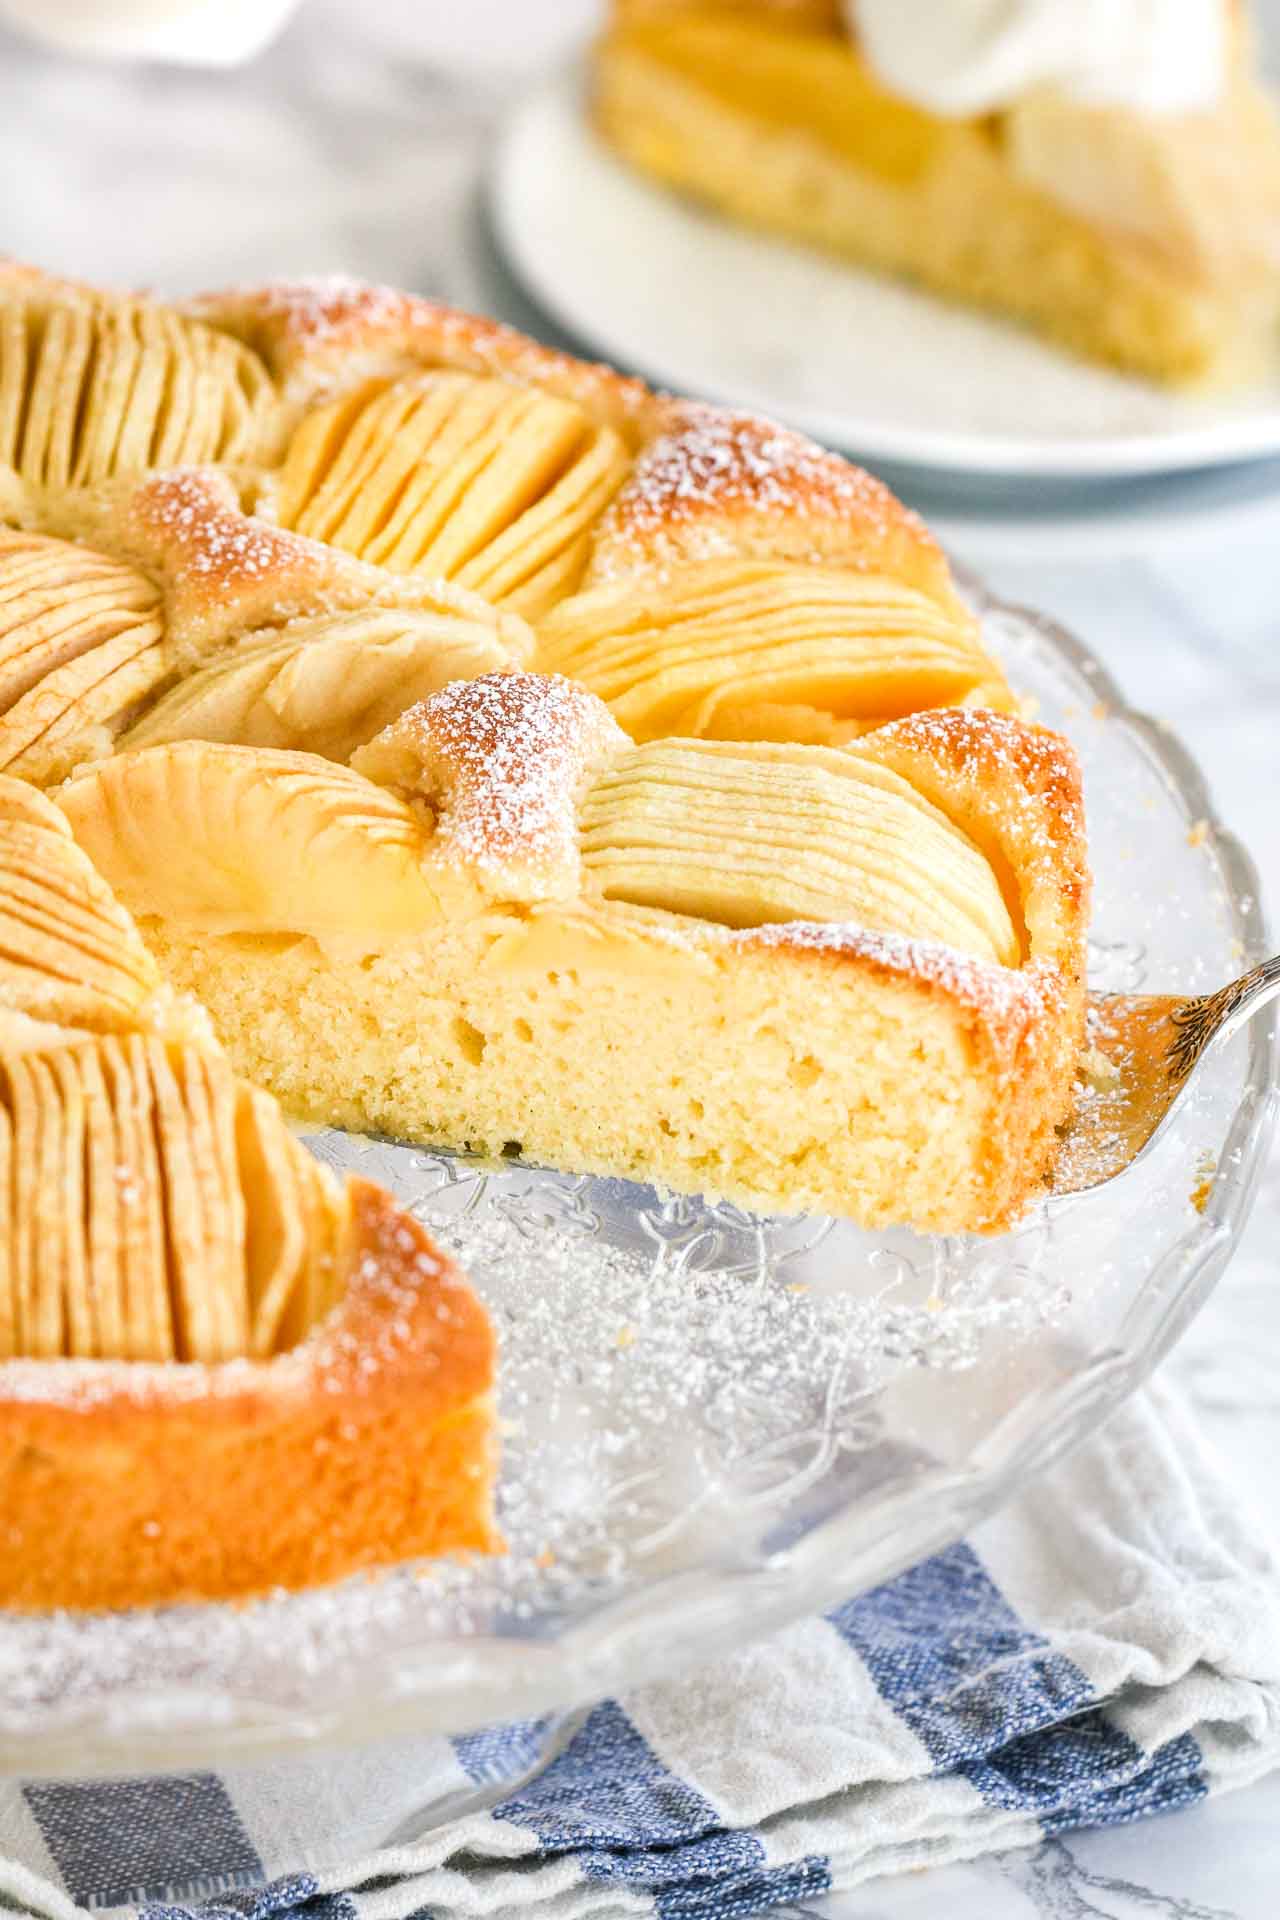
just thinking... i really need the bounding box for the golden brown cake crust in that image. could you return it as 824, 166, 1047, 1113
62, 677, 1088, 1234
0, 1181, 498, 1610
586, 404, 965, 616
0, 700, 501, 1606
184, 275, 659, 444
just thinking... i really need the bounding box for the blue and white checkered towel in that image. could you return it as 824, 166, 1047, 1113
4, 1382, 1279, 1920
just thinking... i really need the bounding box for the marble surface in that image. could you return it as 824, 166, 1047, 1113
1, 8, 1279, 1914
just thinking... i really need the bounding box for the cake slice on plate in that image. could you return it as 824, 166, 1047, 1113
593, 0, 1280, 385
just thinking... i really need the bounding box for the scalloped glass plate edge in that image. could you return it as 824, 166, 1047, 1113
3, 570, 1276, 1777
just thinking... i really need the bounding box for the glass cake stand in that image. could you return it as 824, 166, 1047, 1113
2, 573, 1275, 1781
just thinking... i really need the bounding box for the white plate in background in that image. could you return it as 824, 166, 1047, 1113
492, 73, 1280, 480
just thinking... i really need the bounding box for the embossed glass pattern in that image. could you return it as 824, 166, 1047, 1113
2, 577, 1275, 1777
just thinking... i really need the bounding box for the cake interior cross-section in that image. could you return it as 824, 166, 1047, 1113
0, 262, 1089, 1247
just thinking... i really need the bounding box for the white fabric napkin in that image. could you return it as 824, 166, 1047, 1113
2, 1380, 1278, 1920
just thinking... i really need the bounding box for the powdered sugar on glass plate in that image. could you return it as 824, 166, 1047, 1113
0, 577, 1272, 1777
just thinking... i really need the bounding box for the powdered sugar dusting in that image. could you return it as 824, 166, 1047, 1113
390, 672, 625, 894
0, 549, 1259, 1769
868, 705, 1088, 908
882, 705, 1083, 818
133, 471, 315, 586
198, 276, 652, 427
737, 919, 1059, 1029
226, 274, 412, 347
0, 1159, 1077, 1751
0, 1347, 306, 1409
595, 407, 933, 576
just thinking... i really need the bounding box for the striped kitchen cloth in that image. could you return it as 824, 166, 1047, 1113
4, 1381, 1279, 1920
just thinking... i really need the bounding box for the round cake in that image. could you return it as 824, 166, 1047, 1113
0, 261, 1090, 1604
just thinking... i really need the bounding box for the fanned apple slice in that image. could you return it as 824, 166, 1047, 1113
235, 1083, 313, 1356
0, 621, 169, 786
75, 1040, 127, 1360
540, 560, 1009, 745
290, 1152, 346, 1346
59, 739, 438, 936
236, 1082, 343, 1357
0, 279, 276, 487
47, 1049, 92, 1357
147, 1037, 247, 1363
119, 607, 516, 763
3, 1052, 67, 1357
273, 370, 630, 617
580, 737, 1018, 965
0, 1030, 344, 1364
100, 1033, 173, 1361
0, 795, 161, 1029
0, 529, 162, 712
0, 529, 170, 783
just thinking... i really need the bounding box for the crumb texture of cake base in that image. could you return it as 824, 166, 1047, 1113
0, 772, 498, 1613
591, 3, 1280, 387
62, 678, 1090, 1237
0, 263, 1087, 1235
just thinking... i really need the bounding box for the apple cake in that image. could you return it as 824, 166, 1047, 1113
592, 1, 1280, 386
0, 774, 497, 1610
0, 262, 1088, 1235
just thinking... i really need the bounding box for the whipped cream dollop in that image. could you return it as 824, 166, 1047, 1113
847, 0, 1227, 117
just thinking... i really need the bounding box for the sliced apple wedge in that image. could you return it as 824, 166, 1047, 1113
0, 1028, 345, 1364
541, 559, 1010, 745
0, 784, 161, 1029
580, 737, 1018, 965
119, 606, 518, 762
0, 277, 276, 490
59, 740, 438, 937
272, 370, 630, 617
